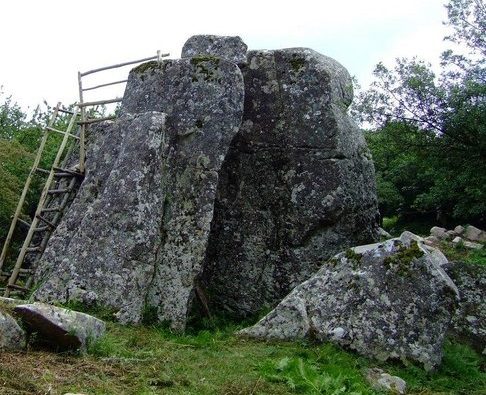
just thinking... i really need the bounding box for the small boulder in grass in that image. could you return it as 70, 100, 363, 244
430, 226, 449, 240
365, 368, 407, 394
464, 225, 486, 243
14, 303, 105, 352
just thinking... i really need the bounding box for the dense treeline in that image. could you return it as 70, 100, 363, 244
353, 0, 485, 229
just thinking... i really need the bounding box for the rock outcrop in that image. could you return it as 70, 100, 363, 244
239, 232, 458, 370
425, 224, 485, 250
201, 48, 379, 317
32, 36, 379, 330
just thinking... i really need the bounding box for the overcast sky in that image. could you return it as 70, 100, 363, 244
0, 0, 450, 111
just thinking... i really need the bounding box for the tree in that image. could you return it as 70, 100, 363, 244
354, 0, 486, 225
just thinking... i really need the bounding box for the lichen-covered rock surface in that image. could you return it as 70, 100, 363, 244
446, 261, 486, 354
122, 58, 245, 330
35, 57, 245, 330
201, 48, 379, 317
14, 303, 105, 351
181, 35, 248, 64
239, 232, 458, 370
34, 113, 167, 324
0, 309, 26, 351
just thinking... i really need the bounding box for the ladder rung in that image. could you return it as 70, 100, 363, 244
36, 215, 56, 228
16, 218, 31, 228
78, 98, 122, 107
6, 284, 30, 292
53, 167, 84, 177
77, 115, 117, 125
33, 226, 50, 232
47, 188, 72, 195
35, 168, 50, 175
53, 172, 79, 178
41, 207, 62, 213
26, 246, 41, 253
46, 127, 80, 140
58, 108, 76, 115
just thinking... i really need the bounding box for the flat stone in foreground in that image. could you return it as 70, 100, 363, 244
14, 303, 105, 351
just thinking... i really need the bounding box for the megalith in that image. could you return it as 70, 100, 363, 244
32, 36, 379, 330
200, 48, 379, 317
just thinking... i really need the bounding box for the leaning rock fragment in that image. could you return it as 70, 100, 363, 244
14, 303, 105, 351
201, 48, 379, 317
0, 309, 26, 350
239, 232, 458, 370
34, 113, 167, 324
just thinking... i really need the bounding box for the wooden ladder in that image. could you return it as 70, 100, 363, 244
0, 104, 83, 297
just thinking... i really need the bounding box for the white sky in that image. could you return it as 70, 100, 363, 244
0, 0, 450, 111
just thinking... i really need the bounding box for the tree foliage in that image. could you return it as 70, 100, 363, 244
355, 0, 486, 225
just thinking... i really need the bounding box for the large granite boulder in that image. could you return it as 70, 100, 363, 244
239, 232, 458, 371
446, 261, 486, 354
181, 35, 248, 64
34, 57, 245, 330
14, 303, 105, 351
200, 48, 379, 317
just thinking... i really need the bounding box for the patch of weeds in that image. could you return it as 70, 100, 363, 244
132, 60, 159, 74
289, 55, 306, 73
439, 240, 486, 266
260, 356, 366, 394
383, 240, 424, 275
382, 215, 399, 234
61, 300, 117, 322
141, 304, 158, 326
345, 249, 362, 269
383, 340, 486, 394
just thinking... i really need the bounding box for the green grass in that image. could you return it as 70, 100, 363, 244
439, 241, 486, 266
1, 318, 484, 395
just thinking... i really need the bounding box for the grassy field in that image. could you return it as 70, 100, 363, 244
0, 316, 484, 395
